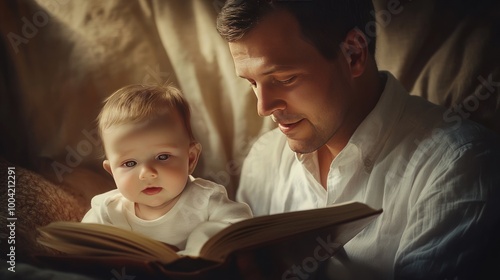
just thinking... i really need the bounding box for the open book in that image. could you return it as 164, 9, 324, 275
36, 201, 382, 279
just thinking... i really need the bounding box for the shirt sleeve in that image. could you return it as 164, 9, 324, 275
394, 137, 500, 279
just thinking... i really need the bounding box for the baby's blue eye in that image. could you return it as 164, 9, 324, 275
157, 154, 170, 160
123, 161, 136, 167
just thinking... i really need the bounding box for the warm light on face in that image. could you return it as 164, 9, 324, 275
229, 10, 355, 154
102, 111, 199, 219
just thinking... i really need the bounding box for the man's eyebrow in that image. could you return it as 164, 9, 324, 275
261, 65, 295, 75
238, 65, 297, 79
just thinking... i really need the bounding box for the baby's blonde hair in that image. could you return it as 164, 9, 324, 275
97, 84, 196, 142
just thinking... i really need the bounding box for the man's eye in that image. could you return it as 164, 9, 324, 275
277, 76, 296, 84
157, 154, 170, 160
123, 161, 136, 167
246, 79, 257, 88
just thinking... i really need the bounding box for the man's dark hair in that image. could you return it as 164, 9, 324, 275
216, 0, 376, 60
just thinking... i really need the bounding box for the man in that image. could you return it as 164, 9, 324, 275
217, 0, 500, 279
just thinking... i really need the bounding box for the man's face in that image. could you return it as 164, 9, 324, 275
229, 10, 356, 154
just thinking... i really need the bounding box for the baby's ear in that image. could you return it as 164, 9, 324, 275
188, 142, 202, 175
102, 160, 113, 176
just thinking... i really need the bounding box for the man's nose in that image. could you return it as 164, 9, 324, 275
254, 84, 286, 117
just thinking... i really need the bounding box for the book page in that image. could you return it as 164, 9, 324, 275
200, 201, 382, 262
37, 222, 180, 263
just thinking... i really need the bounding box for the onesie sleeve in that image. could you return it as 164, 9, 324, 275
206, 184, 253, 223
181, 182, 253, 256
80, 189, 120, 224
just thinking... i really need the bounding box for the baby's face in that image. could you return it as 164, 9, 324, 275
101, 111, 199, 217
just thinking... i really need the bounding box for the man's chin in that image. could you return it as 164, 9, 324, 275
286, 138, 318, 154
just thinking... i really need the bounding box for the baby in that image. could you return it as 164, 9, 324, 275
81, 84, 252, 255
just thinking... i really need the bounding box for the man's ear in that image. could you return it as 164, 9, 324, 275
339, 27, 369, 78
188, 142, 202, 175
102, 160, 113, 176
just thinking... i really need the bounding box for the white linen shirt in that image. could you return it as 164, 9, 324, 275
82, 176, 252, 255
237, 72, 500, 279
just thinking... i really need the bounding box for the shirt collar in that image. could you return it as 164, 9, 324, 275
349, 71, 409, 172
296, 71, 409, 172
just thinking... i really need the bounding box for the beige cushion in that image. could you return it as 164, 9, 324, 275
374, 0, 500, 132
